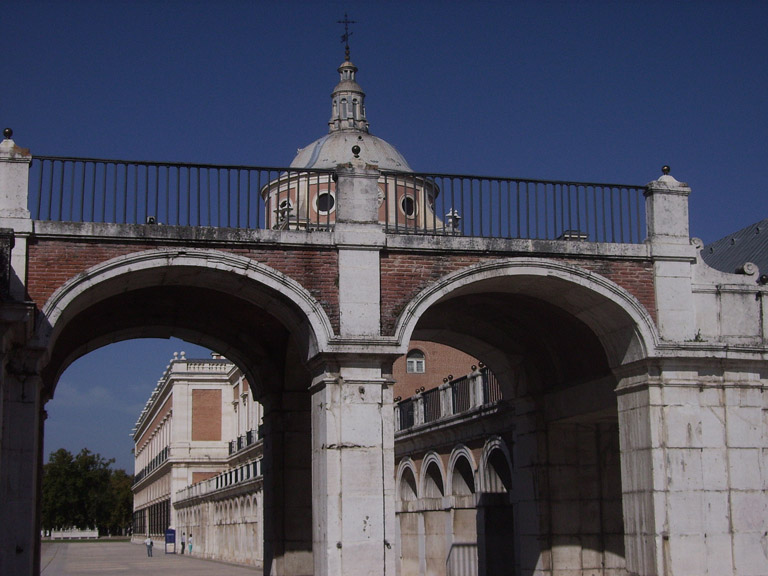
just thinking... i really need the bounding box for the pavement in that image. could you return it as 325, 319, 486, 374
41, 541, 262, 575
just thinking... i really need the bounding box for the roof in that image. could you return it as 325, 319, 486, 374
701, 218, 768, 279
290, 131, 411, 171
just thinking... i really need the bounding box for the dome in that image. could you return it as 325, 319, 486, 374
290, 131, 412, 171
289, 54, 412, 172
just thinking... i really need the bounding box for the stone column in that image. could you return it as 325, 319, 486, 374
0, 129, 32, 302
616, 373, 663, 576
0, 339, 44, 576
311, 363, 396, 576
644, 167, 697, 342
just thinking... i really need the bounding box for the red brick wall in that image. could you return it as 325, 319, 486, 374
192, 471, 219, 485
191, 389, 222, 441
392, 340, 478, 400
26, 239, 340, 332
380, 252, 656, 335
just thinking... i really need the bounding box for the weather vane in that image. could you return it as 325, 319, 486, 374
338, 13, 356, 61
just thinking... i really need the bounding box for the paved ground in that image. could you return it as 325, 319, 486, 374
41, 541, 261, 575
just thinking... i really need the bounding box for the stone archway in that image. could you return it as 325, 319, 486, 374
22, 248, 335, 576
393, 258, 658, 576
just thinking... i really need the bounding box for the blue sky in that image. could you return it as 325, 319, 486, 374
4, 1, 767, 472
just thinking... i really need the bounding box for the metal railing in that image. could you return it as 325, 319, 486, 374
395, 367, 502, 432
228, 428, 261, 456
175, 458, 262, 502
133, 445, 169, 484
381, 171, 646, 243
29, 156, 335, 229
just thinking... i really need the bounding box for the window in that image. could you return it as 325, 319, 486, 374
315, 191, 336, 214
406, 349, 425, 373
400, 195, 417, 218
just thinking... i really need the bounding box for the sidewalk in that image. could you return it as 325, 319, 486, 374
41, 541, 261, 575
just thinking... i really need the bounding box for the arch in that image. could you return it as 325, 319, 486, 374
479, 436, 513, 494
34, 248, 335, 393
420, 452, 446, 499
393, 257, 659, 370
447, 445, 477, 496
396, 458, 419, 502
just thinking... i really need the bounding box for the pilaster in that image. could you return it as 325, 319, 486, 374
645, 167, 697, 341
311, 362, 396, 576
0, 129, 32, 301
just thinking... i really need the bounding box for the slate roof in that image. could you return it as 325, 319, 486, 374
701, 218, 768, 281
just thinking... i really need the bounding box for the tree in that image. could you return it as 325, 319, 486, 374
41, 448, 134, 535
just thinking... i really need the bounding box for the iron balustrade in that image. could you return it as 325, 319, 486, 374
133, 445, 169, 485
228, 428, 261, 456
29, 156, 336, 229
381, 171, 646, 243
422, 387, 442, 423
396, 367, 502, 431
450, 375, 472, 413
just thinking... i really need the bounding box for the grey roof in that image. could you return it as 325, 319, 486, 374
701, 218, 768, 279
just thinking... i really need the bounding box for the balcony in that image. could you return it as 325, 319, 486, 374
395, 367, 501, 432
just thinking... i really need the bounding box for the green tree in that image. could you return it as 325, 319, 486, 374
42, 448, 134, 534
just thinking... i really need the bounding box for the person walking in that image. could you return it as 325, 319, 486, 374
180, 531, 185, 554
188, 533, 193, 554
144, 536, 153, 557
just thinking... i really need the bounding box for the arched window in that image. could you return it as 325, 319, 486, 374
406, 349, 425, 373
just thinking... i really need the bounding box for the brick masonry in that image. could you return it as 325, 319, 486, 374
191, 388, 222, 441
379, 251, 656, 335
26, 238, 341, 332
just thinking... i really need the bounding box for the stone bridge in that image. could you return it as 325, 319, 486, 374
0, 130, 766, 576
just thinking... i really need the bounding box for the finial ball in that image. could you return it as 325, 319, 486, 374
662, 165, 670, 175
351, 145, 361, 157
3, 128, 12, 140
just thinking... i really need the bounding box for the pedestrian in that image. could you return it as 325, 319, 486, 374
180, 531, 185, 554
144, 536, 153, 557
188, 533, 193, 554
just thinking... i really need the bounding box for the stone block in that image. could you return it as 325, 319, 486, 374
701, 491, 730, 534
730, 491, 768, 532
667, 492, 702, 535
700, 448, 729, 490
732, 532, 768, 576
664, 404, 725, 448
550, 500, 580, 534
550, 535, 582, 570
703, 533, 734, 575
667, 534, 707, 576
725, 405, 762, 448
728, 448, 762, 490
666, 447, 703, 491
602, 534, 625, 568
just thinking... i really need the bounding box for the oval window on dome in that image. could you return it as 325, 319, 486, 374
400, 195, 417, 218
315, 191, 336, 215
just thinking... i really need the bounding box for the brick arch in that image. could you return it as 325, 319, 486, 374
393, 257, 659, 371
34, 248, 335, 393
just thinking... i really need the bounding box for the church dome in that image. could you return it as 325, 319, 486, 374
290, 131, 411, 171
290, 55, 412, 172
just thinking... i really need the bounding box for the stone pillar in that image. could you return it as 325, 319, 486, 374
0, 129, 32, 301
0, 340, 44, 576
619, 362, 768, 576
261, 390, 313, 576
644, 167, 697, 342
311, 363, 396, 576
616, 374, 663, 576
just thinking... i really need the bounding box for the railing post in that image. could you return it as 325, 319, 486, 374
439, 382, 453, 418
644, 166, 697, 341
471, 366, 485, 408
413, 393, 425, 427
0, 130, 31, 220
